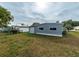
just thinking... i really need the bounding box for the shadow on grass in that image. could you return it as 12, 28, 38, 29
23, 32, 65, 40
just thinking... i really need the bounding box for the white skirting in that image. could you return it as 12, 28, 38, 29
36, 33, 62, 37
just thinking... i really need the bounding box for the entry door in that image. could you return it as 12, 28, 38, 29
30, 27, 34, 33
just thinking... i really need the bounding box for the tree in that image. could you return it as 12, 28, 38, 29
63, 19, 72, 26
21, 23, 24, 26
64, 24, 73, 31
0, 6, 13, 27
63, 19, 73, 31
31, 22, 40, 26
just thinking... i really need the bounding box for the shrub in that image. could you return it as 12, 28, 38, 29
62, 30, 67, 36
10, 29, 20, 34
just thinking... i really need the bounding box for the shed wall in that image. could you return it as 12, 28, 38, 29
35, 23, 63, 37
29, 27, 35, 33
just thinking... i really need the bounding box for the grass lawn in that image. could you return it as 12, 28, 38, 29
0, 32, 79, 56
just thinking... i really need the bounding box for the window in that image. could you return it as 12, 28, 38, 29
39, 28, 44, 30
50, 28, 56, 30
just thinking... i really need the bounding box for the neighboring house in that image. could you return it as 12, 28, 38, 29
70, 26, 79, 31
0, 27, 12, 32
12, 25, 29, 32
0, 28, 4, 32
29, 23, 63, 37
0, 25, 29, 32
74, 26, 79, 30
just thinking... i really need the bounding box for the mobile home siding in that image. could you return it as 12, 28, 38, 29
35, 23, 63, 37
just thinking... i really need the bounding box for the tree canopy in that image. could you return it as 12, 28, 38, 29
62, 19, 79, 31
0, 6, 13, 27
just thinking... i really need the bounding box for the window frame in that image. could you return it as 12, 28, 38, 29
39, 27, 44, 30
50, 27, 56, 30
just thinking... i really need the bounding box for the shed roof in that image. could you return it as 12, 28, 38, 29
29, 23, 63, 27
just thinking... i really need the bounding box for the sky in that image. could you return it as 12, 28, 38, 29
0, 2, 79, 25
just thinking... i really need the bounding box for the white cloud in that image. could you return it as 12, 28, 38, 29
0, 2, 79, 25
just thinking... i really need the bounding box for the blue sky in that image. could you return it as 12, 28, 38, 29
0, 2, 79, 25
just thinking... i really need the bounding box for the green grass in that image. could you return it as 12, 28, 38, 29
0, 32, 79, 56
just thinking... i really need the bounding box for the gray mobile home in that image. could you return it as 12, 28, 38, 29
29, 23, 63, 37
